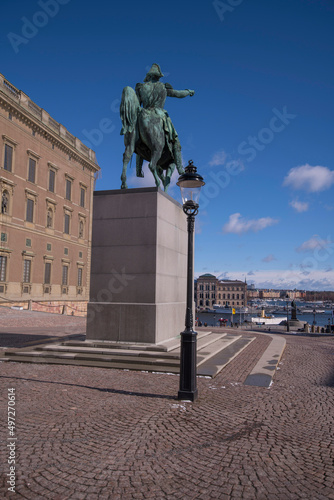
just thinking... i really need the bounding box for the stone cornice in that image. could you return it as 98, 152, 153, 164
0, 81, 100, 174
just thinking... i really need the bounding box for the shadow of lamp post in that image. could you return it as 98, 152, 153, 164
177, 160, 205, 402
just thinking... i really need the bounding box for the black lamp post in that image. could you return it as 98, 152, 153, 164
313, 309, 316, 325
177, 160, 205, 402
286, 293, 290, 332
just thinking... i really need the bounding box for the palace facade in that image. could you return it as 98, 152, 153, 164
195, 274, 247, 309
0, 73, 100, 312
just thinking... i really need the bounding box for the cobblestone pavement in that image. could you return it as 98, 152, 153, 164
0, 310, 334, 499
0, 307, 86, 351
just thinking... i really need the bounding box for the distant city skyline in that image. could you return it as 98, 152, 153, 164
1, 0, 333, 290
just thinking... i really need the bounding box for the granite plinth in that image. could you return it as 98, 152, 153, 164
86, 187, 188, 344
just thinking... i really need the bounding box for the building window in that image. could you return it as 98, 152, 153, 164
64, 247, 69, 255
26, 239, 31, 247
62, 265, 68, 286
79, 251, 83, 258
48, 169, 55, 192
47, 243, 51, 251
1, 232, 7, 243
23, 259, 31, 283
77, 267, 83, 287
26, 199, 34, 223
32, 130, 35, 137
4, 144, 13, 171
0, 256, 7, 281
80, 187, 85, 208
65, 179, 72, 201
44, 262, 51, 284
28, 158, 36, 183
64, 213, 70, 234
8, 113, 12, 121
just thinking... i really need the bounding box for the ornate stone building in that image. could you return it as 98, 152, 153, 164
0, 73, 100, 312
195, 274, 247, 309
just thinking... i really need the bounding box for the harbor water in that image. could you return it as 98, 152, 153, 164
196, 310, 333, 328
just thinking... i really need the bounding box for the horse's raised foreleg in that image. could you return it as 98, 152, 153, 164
121, 132, 136, 189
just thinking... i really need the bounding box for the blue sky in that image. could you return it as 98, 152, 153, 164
2, 0, 334, 290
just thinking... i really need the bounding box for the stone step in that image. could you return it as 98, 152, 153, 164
2, 354, 181, 373
36, 344, 180, 359
63, 340, 169, 352
198, 336, 255, 377
3, 332, 256, 378
197, 334, 241, 366
4, 350, 181, 367
159, 330, 213, 351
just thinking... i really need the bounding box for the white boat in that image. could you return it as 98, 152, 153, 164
251, 316, 286, 325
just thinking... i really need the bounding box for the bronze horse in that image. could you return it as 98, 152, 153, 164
120, 64, 195, 192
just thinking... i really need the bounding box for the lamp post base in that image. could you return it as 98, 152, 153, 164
178, 329, 198, 402
178, 388, 198, 402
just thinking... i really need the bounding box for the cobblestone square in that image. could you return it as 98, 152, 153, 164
0, 309, 334, 499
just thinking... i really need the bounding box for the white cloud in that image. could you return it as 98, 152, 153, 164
289, 200, 309, 213
209, 150, 227, 167
223, 213, 279, 234
296, 235, 332, 253
283, 164, 334, 192
262, 254, 277, 263
195, 269, 334, 291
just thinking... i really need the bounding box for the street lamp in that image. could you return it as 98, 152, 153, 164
286, 293, 290, 332
177, 160, 205, 402
313, 309, 316, 325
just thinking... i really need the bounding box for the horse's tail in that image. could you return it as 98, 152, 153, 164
120, 86, 140, 135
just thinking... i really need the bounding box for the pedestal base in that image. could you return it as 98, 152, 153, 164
86, 187, 187, 344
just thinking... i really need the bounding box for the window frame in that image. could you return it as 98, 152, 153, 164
26, 150, 40, 185
23, 259, 32, 283
26, 198, 34, 223
2, 135, 18, 173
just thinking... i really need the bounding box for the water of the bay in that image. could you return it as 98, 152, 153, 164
196, 310, 333, 328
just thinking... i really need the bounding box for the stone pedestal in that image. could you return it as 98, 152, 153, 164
86, 187, 187, 344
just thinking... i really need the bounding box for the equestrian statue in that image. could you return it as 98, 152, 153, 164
120, 64, 195, 191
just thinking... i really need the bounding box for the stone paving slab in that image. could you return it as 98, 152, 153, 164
244, 333, 286, 387
198, 336, 254, 377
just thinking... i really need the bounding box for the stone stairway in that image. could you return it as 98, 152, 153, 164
2, 331, 255, 378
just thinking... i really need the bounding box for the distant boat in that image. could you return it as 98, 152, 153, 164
251, 316, 286, 325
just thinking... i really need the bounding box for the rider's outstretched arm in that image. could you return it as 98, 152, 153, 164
166, 83, 195, 98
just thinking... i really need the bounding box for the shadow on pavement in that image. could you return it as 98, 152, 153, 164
0, 332, 85, 348
0, 375, 177, 400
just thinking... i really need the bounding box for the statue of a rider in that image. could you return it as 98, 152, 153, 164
120, 64, 194, 190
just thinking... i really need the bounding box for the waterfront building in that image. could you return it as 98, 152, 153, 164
259, 290, 281, 299
195, 274, 247, 309
0, 73, 100, 313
